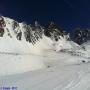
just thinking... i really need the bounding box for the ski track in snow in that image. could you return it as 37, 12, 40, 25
0, 42, 90, 90
0, 63, 90, 90
0, 47, 90, 90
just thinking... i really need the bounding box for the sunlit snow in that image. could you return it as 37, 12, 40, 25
0, 16, 90, 90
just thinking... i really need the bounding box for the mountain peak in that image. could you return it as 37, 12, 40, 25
0, 16, 68, 45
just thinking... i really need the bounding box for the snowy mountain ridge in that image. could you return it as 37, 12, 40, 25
0, 16, 90, 90
1, 16, 63, 43
0, 16, 72, 53
0, 16, 90, 76
0, 16, 71, 76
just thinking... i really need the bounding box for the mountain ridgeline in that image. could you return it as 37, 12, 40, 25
0, 16, 89, 45
0, 16, 69, 44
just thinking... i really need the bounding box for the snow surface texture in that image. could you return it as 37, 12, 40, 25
0, 16, 90, 90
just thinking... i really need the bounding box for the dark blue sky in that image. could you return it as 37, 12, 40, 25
0, 0, 90, 32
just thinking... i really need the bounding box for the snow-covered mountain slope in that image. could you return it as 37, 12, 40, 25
0, 16, 90, 76
0, 16, 90, 90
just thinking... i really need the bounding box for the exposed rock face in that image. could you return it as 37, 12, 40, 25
73, 28, 90, 45
0, 17, 45, 44
44, 22, 68, 41
0, 16, 71, 46
0, 16, 6, 37
2, 16, 90, 46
